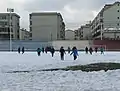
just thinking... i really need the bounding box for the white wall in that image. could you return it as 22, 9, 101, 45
103, 3, 120, 28
52, 40, 90, 50
12, 15, 19, 39
82, 27, 90, 39
31, 15, 58, 41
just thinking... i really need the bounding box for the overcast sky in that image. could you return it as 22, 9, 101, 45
0, 0, 117, 30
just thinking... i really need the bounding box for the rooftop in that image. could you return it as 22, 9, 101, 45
0, 13, 20, 18
30, 12, 61, 16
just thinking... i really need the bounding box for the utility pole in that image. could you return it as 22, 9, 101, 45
7, 8, 14, 51
100, 21, 103, 40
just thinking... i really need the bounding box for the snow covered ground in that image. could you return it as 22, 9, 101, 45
0, 52, 120, 91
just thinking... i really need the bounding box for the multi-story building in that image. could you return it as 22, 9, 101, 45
79, 24, 91, 40
91, 1, 120, 39
65, 30, 75, 40
29, 12, 65, 41
20, 28, 30, 40
0, 13, 20, 40
74, 29, 79, 40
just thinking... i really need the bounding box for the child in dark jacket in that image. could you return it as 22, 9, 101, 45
51, 47, 55, 57
60, 47, 65, 60
37, 48, 41, 56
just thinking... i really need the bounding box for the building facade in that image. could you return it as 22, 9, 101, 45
65, 30, 75, 40
0, 13, 20, 40
29, 12, 65, 41
20, 28, 30, 40
91, 1, 120, 39
74, 29, 79, 40
79, 24, 91, 40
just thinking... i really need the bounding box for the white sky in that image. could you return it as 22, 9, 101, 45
0, 0, 117, 30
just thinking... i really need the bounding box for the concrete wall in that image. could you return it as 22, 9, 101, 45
52, 40, 90, 50
103, 3, 120, 29
12, 15, 20, 39
82, 27, 91, 39
0, 41, 52, 51
0, 40, 90, 51
31, 15, 58, 41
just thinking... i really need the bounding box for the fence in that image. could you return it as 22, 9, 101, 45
0, 40, 52, 51
0, 40, 90, 51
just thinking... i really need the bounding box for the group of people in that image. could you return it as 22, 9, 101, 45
37, 47, 55, 57
18, 47, 25, 54
18, 46, 104, 60
37, 46, 79, 60
85, 46, 104, 55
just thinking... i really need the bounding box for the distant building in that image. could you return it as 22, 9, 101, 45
91, 1, 120, 39
74, 30, 79, 40
65, 30, 75, 40
79, 24, 91, 40
20, 28, 30, 40
0, 13, 20, 40
29, 12, 65, 41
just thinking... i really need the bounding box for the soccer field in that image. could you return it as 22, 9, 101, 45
0, 52, 120, 91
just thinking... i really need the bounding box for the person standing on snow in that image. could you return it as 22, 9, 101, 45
50, 47, 55, 57
85, 47, 88, 54
100, 47, 104, 54
45, 47, 48, 54
37, 48, 41, 56
59, 46, 66, 60
70, 47, 79, 60
95, 47, 98, 53
68, 47, 71, 54
42, 47, 44, 53
89, 47, 93, 55
22, 47, 25, 54
18, 47, 20, 54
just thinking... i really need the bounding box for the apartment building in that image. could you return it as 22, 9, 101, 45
29, 12, 65, 41
0, 13, 20, 40
79, 24, 91, 40
20, 28, 30, 40
74, 29, 79, 40
65, 30, 75, 40
91, 1, 120, 39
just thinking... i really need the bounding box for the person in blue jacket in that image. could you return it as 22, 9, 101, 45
70, 47, 79, 60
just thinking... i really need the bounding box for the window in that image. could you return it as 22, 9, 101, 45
30, 14, 32, 19
117, 17, 119, 19
30, 21, 32, 25
118, 10, 119, 12
11, 35, 13, 38
2, 16, 6, 19
30, 27, 32, 31
17, 35, 19, 39
100, 19, 103, 23
17, 23, 19, 26
4, 22, 8, 25
11, 28, 13, 32
117, 23, 119, 26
